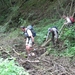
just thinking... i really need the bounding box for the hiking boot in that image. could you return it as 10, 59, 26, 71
31, 52, 35, 56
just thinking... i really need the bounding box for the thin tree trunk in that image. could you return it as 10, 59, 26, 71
2, 0, 9, 8
63, 3, 70, 15
69, 0, 74, 16
57, 0, 64, 13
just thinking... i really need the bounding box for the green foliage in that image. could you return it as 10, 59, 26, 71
60, 47, 75, 57
11, 6, 19, 12
0, 26, 6, 33
8, 28, 20, 39
59, 25, 75, 57
0, 16, 5, 23
0, 58, 29, 75
22, 0, 47, 9
63, 26, 75, 38
66, 47, 75, 57
37, 19, 75, 57
35, 18, 63, 45
54, 24, 75, 57
62, 25, 75, 46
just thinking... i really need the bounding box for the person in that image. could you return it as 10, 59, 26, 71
20, 25, 35, 57
63, 13, 75, 26
59, 13, 75, 38
46, 27, 58, 46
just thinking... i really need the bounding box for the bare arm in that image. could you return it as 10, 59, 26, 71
31, 35, 34, 42
27, 29, 34, 43
46, 31, 50, 41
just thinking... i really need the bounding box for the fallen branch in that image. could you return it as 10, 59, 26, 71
0, 46, 3, 50
20, 59, 40, 63
53, 61, 67, 72
69, 68, 75, 73
0, 46, 13, 57
58, 72, 72, 75
27, 69, 35, 73
41, 39, 51, 47
52, 60, 72, 75
40, 51, 48, 58
50, 70, 59, 75
12, 48, 20, 56
26, 60, 40, 63
5, 46, 21, 57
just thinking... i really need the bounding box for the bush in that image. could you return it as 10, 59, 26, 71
0, 58, 29, 75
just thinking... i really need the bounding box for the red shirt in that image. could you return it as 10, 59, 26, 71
69, 16, 75, 23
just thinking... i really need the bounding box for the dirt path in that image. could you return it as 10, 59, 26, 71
0, 35, 75, 75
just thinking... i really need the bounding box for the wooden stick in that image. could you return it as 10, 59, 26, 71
0, 46, 3, 50
40, 51, 48, 57
69, 0, 74, 16
63, 3, 70, 15
57, 0, 64, 13
20, 59, 40, 63
0, 46, 13, 58
26, 60, 40, 63
55, 7, 62, 18
12, 48, 20, 56
41, 39, 51, 47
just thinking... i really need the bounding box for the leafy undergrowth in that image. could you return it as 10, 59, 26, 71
0, 0, 75, 75
0, 58, 29, 75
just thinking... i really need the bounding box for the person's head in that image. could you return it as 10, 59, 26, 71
62, 15, 66, 19
48, 28, 52, 32
20, 26, 26, 32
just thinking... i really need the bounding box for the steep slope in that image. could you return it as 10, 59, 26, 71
1, 0, 75, 29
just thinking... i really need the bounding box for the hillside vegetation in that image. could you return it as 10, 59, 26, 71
0, 0, 75, 59
0, 0, 75, 75
0, 0, 75, 29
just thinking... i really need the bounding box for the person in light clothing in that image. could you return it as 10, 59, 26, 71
63, 13, 75, 26
46, 27, 58, 45
20, 26, 35, 57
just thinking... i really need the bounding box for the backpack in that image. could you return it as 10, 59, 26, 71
52, 26, 58, 34
24, 25, 36, 37
70, 17, 75, 23
52, 26, 58, 29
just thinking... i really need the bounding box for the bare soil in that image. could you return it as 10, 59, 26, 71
0, 35, 75, 75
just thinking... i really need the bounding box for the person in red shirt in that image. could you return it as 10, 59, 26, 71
63, 13, 75, 25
